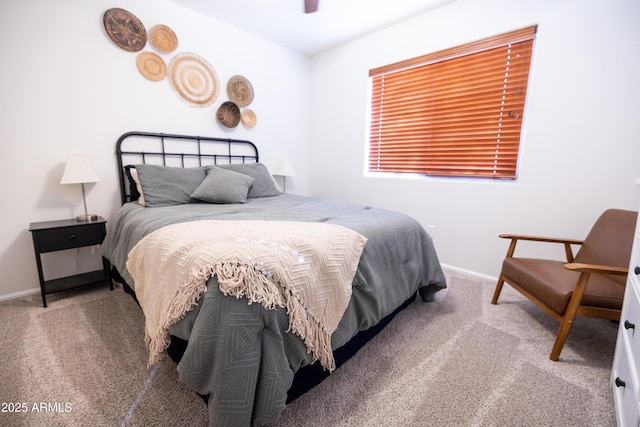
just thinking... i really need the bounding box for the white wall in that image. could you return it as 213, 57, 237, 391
0, 0, 311, 300
308, 0, 640, 278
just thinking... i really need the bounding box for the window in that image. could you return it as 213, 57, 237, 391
368, 26, 536, 179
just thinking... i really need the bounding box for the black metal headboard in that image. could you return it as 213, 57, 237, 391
116, 131, 259, 204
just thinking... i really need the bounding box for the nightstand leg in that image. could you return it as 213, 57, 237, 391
102, 257, 114, 290
32, 248, 47, 307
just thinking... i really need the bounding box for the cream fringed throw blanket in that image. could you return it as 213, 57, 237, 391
126, 220, 367, 371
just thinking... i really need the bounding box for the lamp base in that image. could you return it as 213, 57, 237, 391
76, 213, 98, 222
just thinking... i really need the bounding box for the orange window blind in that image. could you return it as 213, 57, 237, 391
368, 26, 536, 179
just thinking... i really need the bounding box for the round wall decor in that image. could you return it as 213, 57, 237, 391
168, 52, 219, 107
241, 109, 257, 127
149, 24, 178, 53
227, 75, 254, 107
136, 52, 167, 81
103, 8, 147, 52
217, 101, 241, 128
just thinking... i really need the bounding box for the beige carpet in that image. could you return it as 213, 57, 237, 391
0, 269, 617, 426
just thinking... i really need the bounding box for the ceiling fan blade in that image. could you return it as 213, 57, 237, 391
304, 0, 318, 13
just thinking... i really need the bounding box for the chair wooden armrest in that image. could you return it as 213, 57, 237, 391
563, 262, 628, 276
499, 234, 584, 245
499, 234, 584, 262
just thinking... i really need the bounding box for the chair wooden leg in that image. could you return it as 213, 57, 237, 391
550, 315, 575, 361
549, 272, 590, 361
493, 240, 517, 305
491, 274, 506, 305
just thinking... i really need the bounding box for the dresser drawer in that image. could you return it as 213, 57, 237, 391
34, 223, 106, 252
630, 233, 640, 285
612, 341, 640, 427
620, 281, 640, 387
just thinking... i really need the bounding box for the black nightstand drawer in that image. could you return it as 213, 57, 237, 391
36, 223, 106, 252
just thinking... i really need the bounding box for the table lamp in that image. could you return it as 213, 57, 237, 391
60, 154, 101, 221
272, 160, 296, 193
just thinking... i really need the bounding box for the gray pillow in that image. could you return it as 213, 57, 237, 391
135, 164, 207, 207
218, 162, 280, 198
191, 166, 254, 204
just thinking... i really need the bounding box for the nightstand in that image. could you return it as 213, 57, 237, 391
29, 217, 112, 307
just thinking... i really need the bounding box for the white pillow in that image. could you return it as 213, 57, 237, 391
129, 167, 146, 206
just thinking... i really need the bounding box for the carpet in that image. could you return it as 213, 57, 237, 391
0, 268, 617, 426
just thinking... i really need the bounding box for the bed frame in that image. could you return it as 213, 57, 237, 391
116, 131, 259, 204
113, 130, 415, 404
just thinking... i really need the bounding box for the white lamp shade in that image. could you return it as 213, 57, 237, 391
272, 160, 296, 177
60, 154, 100, 184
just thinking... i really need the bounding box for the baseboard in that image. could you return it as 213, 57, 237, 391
441, 263, 498, 283
0, 287, 40, 303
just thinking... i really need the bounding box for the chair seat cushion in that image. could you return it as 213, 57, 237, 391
502, 258, 625, 314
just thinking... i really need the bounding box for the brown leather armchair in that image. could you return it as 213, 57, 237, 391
491, 209, 637, 361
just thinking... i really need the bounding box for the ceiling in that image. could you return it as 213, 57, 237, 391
171, 0, 456, 56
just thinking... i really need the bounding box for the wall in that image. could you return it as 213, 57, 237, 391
0, 0, 311, 300
308, 0, 640, 278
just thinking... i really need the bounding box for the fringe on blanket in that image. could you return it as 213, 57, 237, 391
146, 261, 337, 371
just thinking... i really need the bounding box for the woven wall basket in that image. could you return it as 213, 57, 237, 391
136, 52, 167, 81
227, 75, 254, 107
103, 8, 147, 52
168, 52, 219, 107
149, 24, 178, 53
217, 101, 241, 128
241, 109, 257, 127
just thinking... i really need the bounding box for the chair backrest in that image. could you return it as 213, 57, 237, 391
574, 209, 637, 284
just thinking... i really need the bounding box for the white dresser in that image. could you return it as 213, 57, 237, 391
612, 179, 640, 426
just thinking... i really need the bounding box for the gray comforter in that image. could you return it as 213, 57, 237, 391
101, 194, 446, 426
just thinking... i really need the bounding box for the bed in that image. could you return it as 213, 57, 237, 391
102, 131, 447, 426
